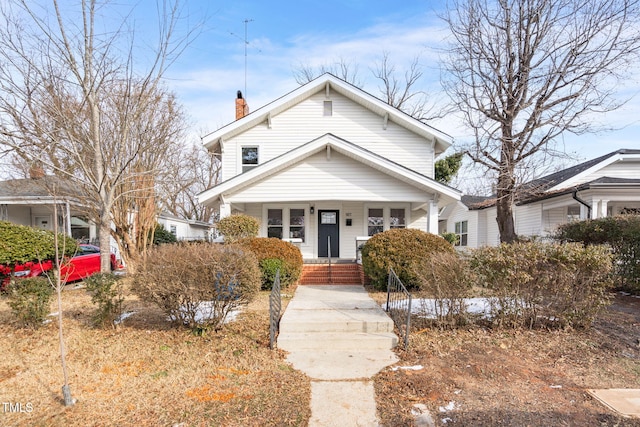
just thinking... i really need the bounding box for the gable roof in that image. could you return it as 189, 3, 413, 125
521, 149, 640, 194
198, 133, 461, 206
201, 73, 453, 156
0, 176, 79, 203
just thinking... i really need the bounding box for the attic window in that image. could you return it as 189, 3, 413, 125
241, 146, 258, 173
323, 101, 332, 116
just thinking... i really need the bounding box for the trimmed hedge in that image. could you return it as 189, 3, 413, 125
0, 220, 78, 265
470, 241, 613, 329
361, 228, 455, 290
241, 237, 303, 289
556, 215, 640, 293
217, 214, 259, 243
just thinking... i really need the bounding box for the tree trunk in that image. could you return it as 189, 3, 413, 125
496, 164, 517, 243
99, 211, 113, 273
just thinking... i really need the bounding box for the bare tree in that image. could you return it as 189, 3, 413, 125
442, 0, 640, 242
158, 141, 220, 223
0, 0, 195, 270
294, 53, 447, 120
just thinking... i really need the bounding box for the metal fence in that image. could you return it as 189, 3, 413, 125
386, 268, 412, 348
269, 269, 282, 350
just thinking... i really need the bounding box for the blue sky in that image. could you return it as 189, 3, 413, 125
141, 0, 639, 172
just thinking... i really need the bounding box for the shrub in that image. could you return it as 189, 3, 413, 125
556, 215, 640, 294
133, 243, 261, 332
7, 277, 53, 327
411, 251, 473, 328
0, 220, 77, 265
361, 228, 455, 290
152, 223, 177, 245
440, 232, 459, 245
84, 273, 125, 328
217, 214, 259, 243
241, 238, 303, 289
470, 241, 613, 329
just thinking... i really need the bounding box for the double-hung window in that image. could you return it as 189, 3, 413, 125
241, 146, 258, 173
390, 208, 406, 229
267, 208, 306, 242
367, 208, 384, 236
454, 220, 468, 247
267, 209, 283, 239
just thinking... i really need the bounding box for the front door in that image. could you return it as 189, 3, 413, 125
318, 210, 339, 257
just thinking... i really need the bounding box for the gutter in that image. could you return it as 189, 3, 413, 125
572, 191, 591, 219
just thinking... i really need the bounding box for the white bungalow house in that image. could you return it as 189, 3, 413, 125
197, 74, 462, 260
442, 149, 640, 248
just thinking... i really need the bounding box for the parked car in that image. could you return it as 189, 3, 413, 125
1, 244, 117, 288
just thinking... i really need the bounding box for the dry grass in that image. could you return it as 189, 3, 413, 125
0, 281, 310, 426
373, 291, 640, 426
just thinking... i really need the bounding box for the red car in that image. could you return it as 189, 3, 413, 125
2, 244, 117, 287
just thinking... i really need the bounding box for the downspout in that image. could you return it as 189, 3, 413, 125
572, 191, 591, 219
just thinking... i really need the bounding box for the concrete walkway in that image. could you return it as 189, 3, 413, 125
277, 285, 399, 426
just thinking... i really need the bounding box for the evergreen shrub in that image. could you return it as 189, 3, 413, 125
556, 215, 640, 293
7, 277, 53, 327
361, 228, 455, 290
217, 214, 259, 243
241, 237, 303, 289
84, 273, 125, 328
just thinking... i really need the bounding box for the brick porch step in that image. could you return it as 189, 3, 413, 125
300, 263, 361, 285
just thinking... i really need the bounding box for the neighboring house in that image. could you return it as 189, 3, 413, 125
443, 149, 640, 248
157, 212, 213, 241
0, 174, 94, 240
197, 74, 462, 259
0, 175, 212, 255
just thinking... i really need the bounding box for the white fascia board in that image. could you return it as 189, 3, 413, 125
201, 73, 453, 153
548, 153, 640, 192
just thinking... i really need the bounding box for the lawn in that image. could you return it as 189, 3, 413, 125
372, 291, 640, 426
0, 283, 311, 426
2, 281, 639, 426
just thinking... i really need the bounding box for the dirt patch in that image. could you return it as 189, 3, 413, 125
0, 283, 310, 426
374, 292, 640, 426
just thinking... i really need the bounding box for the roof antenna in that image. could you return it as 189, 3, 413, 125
230, 19, 255, 100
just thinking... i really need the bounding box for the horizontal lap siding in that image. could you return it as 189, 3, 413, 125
515, 204, 542, 237
542, 207, 566, 236
568, 160, 640, 187
228, 150, 429, 203
223, 92, 435, 181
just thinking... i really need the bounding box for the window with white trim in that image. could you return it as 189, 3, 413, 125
454, 220, 468, 247
367, 208, 384, 236
567, 205, 581, 222
390, 208, 406, 229
267, 209, 283, 239
241, 146, 258, 173
289, 208, 305, 242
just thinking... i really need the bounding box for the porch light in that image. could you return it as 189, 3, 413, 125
310, 206, 315, 214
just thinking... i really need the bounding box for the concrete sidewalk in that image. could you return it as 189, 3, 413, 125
277, 285, 399, 426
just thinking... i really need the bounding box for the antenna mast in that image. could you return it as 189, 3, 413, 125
243, 18, 253, 99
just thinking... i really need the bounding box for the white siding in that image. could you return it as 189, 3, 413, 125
447, 204, 478, 248
514, 204, 542, 237
221, 92, 435, 181
227, 150, 431, 203
542, 207, 566, 236
484, 207, 500, 247
566, 159, 640, 187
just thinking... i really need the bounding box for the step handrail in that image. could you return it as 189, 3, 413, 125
327, 235, 332, 284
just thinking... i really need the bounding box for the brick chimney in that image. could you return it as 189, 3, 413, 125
235, 90, 249, 120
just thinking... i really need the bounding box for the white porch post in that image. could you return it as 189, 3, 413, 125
427, 198, 439, 235
591, 199, 600, 219
579, 204, 589, 220
600, 200, 609, 218
219, 203, 231, 219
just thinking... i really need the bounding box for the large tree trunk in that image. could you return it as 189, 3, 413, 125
496, 144, 517, 243
99, 210, 113, 273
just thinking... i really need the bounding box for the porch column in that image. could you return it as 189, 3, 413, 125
66, 202, 72, 236
600, 200, 609, 218
590, 199, 600, 219
427, 198, 439, 235
219, 203, 231, 219
579, 204, 589, 220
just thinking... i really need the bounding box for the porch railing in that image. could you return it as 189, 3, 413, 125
327, 235, 332, 284
386, 268, 412, 348
269, 269, 282, 350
